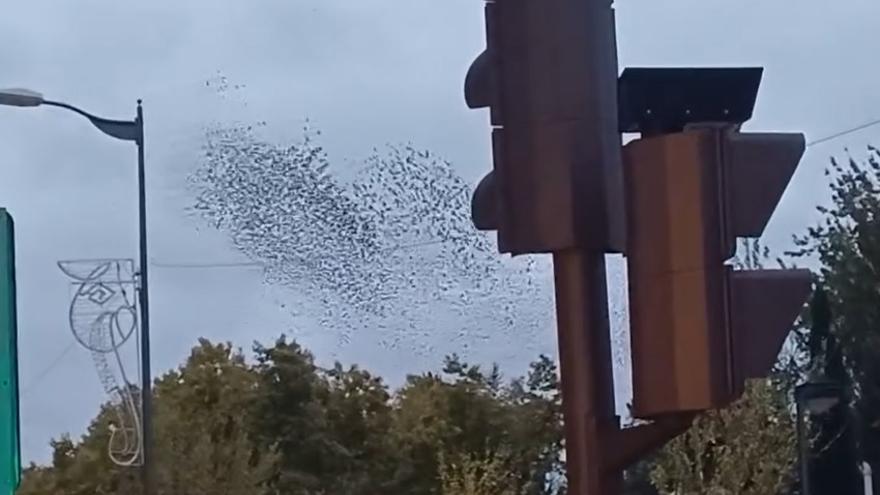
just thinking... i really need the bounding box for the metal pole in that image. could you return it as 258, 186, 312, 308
552, 250, 620, 494
135, 100, 154, 495
797, 399, 811, 495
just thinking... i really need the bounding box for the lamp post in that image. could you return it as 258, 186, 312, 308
795, 377, 842, 495
0, 88, 153, 495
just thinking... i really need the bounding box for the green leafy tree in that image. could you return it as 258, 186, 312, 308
790, 146, 880, 487
20, 337, 564, 495
152, 339, 277, 495
15, 408, 142, 495
250, 336, 401, 494
16, 463, 55, 494
249, 337, 331, 494
623, 458, 658, 495
19, 339, 274, 495
501, 355, 564, 494
320, 363, 397, 493
650, 379, 796, 495
439, 449, 522, 495
389, 354, 563, 495
389, 368, 506, 494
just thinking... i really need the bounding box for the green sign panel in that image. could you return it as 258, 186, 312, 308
0, 209, 19, 495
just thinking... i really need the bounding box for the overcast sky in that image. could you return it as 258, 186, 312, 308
2, 0, 880, 464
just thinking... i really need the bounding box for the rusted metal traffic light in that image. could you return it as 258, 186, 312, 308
464, 2, 632, 491
621, 68, 813, 418
464, 4, 700, 495
465, 0, 624, 255
464, 2, 816, 492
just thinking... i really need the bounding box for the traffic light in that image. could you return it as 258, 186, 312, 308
0, 209, 19, 495
620, 68, 812, 418
465, 0, 624, 255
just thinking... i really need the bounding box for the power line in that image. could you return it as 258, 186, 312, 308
150, 259, 263, 269
150, 236, 469, 267
384, 239, 446, 253
21, 342, 77, 398
807, 117, 880, 147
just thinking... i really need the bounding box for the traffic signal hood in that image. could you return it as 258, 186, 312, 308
624, 128, 812, 418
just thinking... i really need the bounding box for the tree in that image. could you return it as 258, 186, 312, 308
650, 379, 796, 495
152, 339, 277, 495
649, 239, 798, 494
18, 340, 275, 495
502, 355, 565, 493
388, 355, 563, 495
438, 449, 522, 495
320, 363, 397, 493
15, 408, 142, 495
17, 463, 55, 494
249, 336, 334, 494
250, 336, 409, 494
20, 337, 564, 494
623, 457, 659, 495
790, 146, 880, 489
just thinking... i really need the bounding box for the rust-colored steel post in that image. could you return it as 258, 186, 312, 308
553, 249, 621, 494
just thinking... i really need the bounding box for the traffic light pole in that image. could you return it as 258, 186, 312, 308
553, 250, 620, 494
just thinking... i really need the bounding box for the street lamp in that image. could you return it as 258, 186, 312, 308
0, 88, 153, 495
0, 89, 42, 107
795, 377, 843, 495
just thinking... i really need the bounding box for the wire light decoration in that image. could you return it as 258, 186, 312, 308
58, 259, 142, 467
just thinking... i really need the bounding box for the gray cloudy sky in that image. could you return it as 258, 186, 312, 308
1, 0, 879, 464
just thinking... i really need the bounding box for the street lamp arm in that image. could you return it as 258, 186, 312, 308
43, 100, 141, 144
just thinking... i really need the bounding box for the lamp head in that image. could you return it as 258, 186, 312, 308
0, 88, 44, 107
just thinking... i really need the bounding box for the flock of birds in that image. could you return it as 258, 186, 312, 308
188, 119, 558, 361
185, 74, 631, 385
